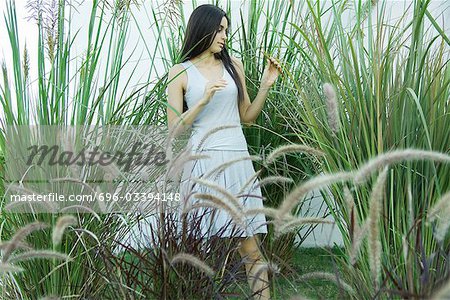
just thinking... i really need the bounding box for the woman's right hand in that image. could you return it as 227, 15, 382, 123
200, 79, 228, 105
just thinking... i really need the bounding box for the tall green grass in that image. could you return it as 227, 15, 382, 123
1, 0, 449, 298
274, 0, 450, 297
132, 0, 450, 296
0, 0, 151, 298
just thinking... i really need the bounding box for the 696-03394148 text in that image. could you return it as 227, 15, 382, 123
9, 192, 181, 204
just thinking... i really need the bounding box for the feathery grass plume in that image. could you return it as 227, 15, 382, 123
195, 125, 240, 152
407, 183, 414, 230
39, 0, 59, 63
115, 0, 141, 11
165, 150, 210, 180
402, 235, 409, 269
169, 151, 211, 177
60, 204, 102, 220
265, 144, 324, 165
1, 61, 8, 94
298, 271, 354, 294
0, 263, 24, 274
344, 186, 354, 217
4, 197, 57, 213
354, 149, 450, 183
8, 250, 70, 264
170, 253, 215, 277
1, 60, 7, 79
367, 167, 389, 289
23, 43, 30, 83
427, 190, 450, 220
253, 175, 294, 189
344, 186, 356, 241
101, 0, 140, 22
204, 155, 262, 181
277, 172, 354, 217
427, 190, 450, 241
156, 0, 182, 28
187, 201, 245, 229
189, 193, 244, 223
431, 277, 450, 300
191, 178, 242, 211
250, 261, 280, 291
25, 0, 57, 31
238, 170, 262, 194
349, 221, 369, 265
245, 207, 280, 219
52, 215, 78, 246
344, 185, 368, 265
138, 168, 150, 182
361, 0, 379, 21
94, 185, 108, 213
276, 217, 333, 237
323, 83, 340, 134
193, 192, 243, 213
238, 191, 267, 203
0, 241, 32, 252
101, 161, 121, 182
2, 222, 49, 262
39, 296, 61, 300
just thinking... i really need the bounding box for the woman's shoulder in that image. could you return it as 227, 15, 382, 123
168, 63, 187, 76
168, 63, 188, 92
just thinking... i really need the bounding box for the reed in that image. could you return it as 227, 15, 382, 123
170, 252, 215, 277
52, 215, 77, 246
322, 83, 340, 135
298, 271, 354, 295
366, 167, 389, 289
1, 0, 449, 298
283, 0, 450, 297
265, 144, 325, 165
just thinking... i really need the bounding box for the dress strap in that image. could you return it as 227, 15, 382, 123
180, 60, 193, 70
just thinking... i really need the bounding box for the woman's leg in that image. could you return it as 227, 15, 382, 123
238, 235, 270, 300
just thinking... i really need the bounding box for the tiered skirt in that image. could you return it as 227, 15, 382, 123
180, 149, 268, 238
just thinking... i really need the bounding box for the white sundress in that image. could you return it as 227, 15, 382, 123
178, 59, 267, 238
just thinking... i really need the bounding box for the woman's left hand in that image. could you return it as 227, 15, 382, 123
260, 56, 282, 89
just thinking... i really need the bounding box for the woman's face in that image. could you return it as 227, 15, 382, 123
209, 16, 228, 53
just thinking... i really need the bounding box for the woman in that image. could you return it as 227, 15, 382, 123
167, 4, 281, 299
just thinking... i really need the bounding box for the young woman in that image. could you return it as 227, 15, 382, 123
167, 4, 281, 299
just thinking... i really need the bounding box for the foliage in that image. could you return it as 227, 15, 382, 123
1, 0, 450, 299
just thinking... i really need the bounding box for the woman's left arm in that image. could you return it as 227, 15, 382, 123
233, 56, 281, 124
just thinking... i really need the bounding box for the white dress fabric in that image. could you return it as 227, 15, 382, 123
179, 59, 267, 238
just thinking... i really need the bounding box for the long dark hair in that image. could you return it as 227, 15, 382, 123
179, 4, 244, 113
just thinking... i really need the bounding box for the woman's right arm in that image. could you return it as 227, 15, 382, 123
166, 64, 227, 138
167, 64, 204, 138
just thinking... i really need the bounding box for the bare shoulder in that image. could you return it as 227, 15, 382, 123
168, 63, 187, 92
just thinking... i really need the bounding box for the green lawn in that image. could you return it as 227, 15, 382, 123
272, 247, 345, 300
222, 246, 346, 299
